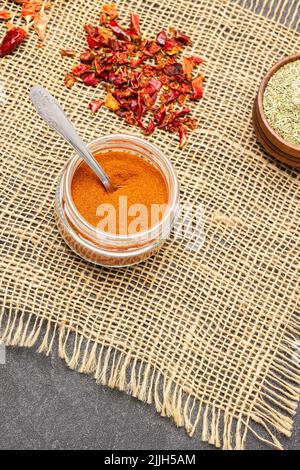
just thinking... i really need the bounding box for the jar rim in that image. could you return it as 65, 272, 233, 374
64, 133, 179, 244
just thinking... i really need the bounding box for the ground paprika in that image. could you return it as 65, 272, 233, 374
71, 151, 168, 235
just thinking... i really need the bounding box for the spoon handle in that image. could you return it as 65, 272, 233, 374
29, 85, 114, 193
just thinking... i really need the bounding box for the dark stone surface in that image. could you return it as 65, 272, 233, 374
0, 347, 299, 450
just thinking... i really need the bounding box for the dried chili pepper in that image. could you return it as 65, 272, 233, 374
130, 54, 147, 68
86, 33, 103, 49
105, 92, 120, 110
21, 1, 52, 18
164, 63, 183, 76
102, 4, 118, 21
34, 6, 49, 41
161, 89, 181, 104
0, 26, 27, 57
88, 98, 104, 114
171, 28, 191, 45
65, 73, 77, 89
191, 75, 204, 99
143, 118, 155, 134
80, 49, 95, 62
144, 41, 160, 57
182, 56, 203, 78
179, 125, 187, 148
154, 109, 166, 126
82, 72, 99, 86
129, 13, 140, 39
0, 11, 12, 21
21, 0, 51, 22
146, 77, 162, 92
0, 1, 53, 57
164, 38, 182, 55
156, 30, 167, 46
64, 4, 205, 147
108, 20, 131, 41
73, 63, 91, 76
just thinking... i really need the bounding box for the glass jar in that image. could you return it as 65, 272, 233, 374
55, 134, 179, 267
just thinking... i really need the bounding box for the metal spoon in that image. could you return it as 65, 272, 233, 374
29, 85, 115, 193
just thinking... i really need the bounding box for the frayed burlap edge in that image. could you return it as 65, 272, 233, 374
1, 301, 300, 450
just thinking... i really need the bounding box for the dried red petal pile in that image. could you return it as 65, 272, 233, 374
64, 4, 205, 148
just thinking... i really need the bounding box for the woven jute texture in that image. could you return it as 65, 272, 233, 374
1, 0, 300, 449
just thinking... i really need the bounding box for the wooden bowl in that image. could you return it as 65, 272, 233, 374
253, 53, 300, 167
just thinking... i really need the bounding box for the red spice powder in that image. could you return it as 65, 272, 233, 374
71, 151, 168, 234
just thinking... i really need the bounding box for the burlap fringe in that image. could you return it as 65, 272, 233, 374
1, 303, 299, 450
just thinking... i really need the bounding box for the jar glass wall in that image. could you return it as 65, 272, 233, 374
55, 134, 179, 267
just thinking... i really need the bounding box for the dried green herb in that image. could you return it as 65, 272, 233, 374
263, 59, 300, 146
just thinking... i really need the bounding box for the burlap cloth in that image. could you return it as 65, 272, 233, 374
1, 0, 300, 450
